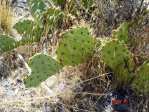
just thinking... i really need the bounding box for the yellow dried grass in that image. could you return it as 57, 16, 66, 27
0, 0, 14, 34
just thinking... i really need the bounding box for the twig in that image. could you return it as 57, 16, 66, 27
76, 72, 112, 86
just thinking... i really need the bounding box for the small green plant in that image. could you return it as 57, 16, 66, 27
56, 27, 94, 66
24, 53, 62, 87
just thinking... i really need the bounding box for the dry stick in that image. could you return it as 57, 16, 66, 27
75, 72, 112, 86
75, 92, 106, 96
63, 72, 112, 93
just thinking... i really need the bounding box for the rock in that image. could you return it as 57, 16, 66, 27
11, 0, 30, 18
8, 108, 24, 112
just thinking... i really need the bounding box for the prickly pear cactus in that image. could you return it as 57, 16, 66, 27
0, 35, 16, 53
112, 22, 129, 43
14, 20, 34, 35
101, 40, 133, 69
56, 27, 94, 66
14, 20, 43, 45
28, 0, 47, 20
24, 53, 62, 87
101, 40, 134, 86
132, 61, 149, 94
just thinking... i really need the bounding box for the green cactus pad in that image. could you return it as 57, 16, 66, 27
101, 40, 133, 69
28, 0, 47, 20
24, 53, 62, 88
132, 61, 149, 94
18, 24, 43, 45
113, 22, 129, 43
14, 20, 34, 42
101, 40, 134, 86
14, 20, 34, 35
56, 27, 94, 66
14, 20, 43, 45
0, 35, 16, 53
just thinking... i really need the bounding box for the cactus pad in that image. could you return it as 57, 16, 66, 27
101, 40, 134, 86
132, 61, 149, 94
29, 0, 47, 19
0, 35, 16, 53
14, 20, 43, 45
56, 27, 94, 66
14, 20, 34, 35
101, 40, 133, 69
24, 53, 62, 88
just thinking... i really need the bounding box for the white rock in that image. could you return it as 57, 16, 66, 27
45, 75, 58, 88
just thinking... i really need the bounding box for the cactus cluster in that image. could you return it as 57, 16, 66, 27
0, 0, 148, 96
56, 27, 94, 66
100, 22, 149, 94
23, 27, 95, 87
24, 53, 62, 87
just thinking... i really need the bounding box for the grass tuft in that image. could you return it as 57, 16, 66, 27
0, 0, 14, 34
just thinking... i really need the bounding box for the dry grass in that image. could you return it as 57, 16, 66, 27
0, 0, 14, 34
